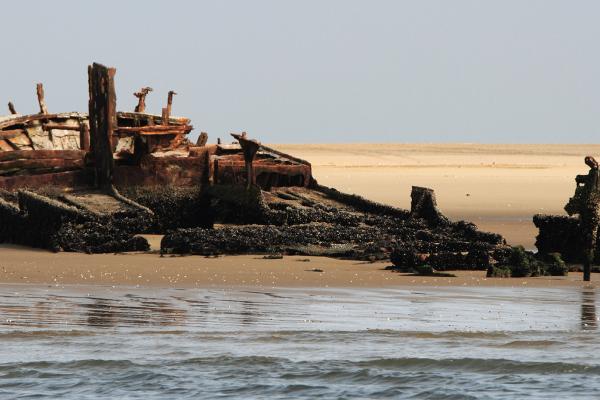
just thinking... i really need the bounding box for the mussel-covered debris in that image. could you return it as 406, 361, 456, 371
485, 246, 568, 278
533, 214, 595, 264
534, 156, 600, 281
0, 188, 150, 253
161, 186, 507, 262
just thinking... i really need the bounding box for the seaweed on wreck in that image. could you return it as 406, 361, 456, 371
485, 246, 568, 278
120, 185, 213, 232
0, 189, 150, 253
162, 186, 507, 264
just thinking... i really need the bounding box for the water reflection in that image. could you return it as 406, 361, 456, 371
84, 299, 117, 327
581, 288, 597, 330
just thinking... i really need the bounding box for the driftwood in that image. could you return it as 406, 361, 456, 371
7, 102, 17, 115
88, 63, 117, 188
36, 83, 49, 115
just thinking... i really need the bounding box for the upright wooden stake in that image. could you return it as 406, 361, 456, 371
231, 132, 260, 189
166, 90, 177, 120
36, 83, 49, 114
134, 87, 152, 113
80, 123, 90, 151
88, 63, 117, 188
7, 102, 17, 115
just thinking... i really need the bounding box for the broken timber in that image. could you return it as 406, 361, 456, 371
88, 63, 116, 188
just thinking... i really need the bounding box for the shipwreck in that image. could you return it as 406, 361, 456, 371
0, 62, 519, 274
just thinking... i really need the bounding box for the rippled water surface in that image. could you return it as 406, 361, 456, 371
1, 284, 599, 399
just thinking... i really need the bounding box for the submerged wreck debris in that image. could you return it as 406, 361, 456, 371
0, 62, 507, 268
486, 246, 568, 278
535, 156, 600, 281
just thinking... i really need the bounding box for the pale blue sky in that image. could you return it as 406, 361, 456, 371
1, 0, 598, 143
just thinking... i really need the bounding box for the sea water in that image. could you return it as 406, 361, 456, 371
0, 285, 599, 399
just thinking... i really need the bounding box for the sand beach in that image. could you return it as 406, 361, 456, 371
2, 143, 597, 289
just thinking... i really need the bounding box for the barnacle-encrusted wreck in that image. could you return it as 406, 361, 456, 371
0, 63, 510, 271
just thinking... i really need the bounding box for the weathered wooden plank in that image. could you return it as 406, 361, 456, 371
0, 130, 27, 139
116, 125, 192, 133
0, 158, 83, 172
0, 140, 14, 151
42, 123, 80, 131
88, 62, 116, 188
117, 111, 190, 125
0, 150, 85, 162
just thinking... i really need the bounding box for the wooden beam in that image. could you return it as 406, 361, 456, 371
88, 63, 117, 188
0, 158, 83, 172
42, 123, 81, 131
0, 150, 85, 162
36, 83, 49, 114
0, 113, 60, 130
115, 125, 192, 133
0, 130, 27, 139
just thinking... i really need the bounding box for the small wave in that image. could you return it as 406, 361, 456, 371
356, 357, 600, 375
498, 340, 564, 348
0, 330, 96, 340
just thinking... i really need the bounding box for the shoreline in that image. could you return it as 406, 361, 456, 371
1, 244, 596, 289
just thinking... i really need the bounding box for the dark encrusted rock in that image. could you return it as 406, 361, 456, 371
541, 252, 568, 276
410, 186, 449, 226
533, 214, 590, 263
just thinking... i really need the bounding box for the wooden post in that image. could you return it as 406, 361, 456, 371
166, 90, 176, 120
196, 132, 208, 146
231, 132, 260, 189
133, 87, 152, 113
80, 123, 90, 151
36, 83, 49, 114
7, 102, 17, 115
88, 62, 117, 188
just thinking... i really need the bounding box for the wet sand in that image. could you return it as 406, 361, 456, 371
0, 244, 596, 288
